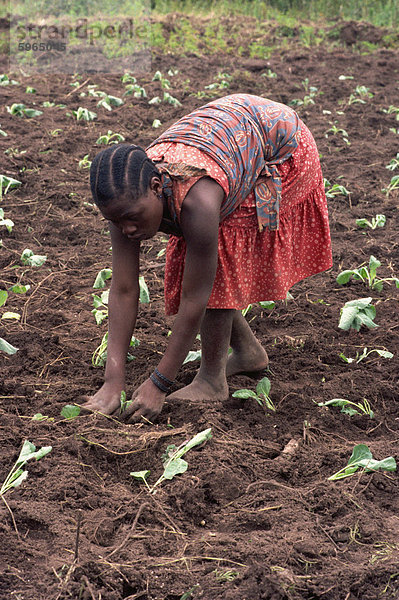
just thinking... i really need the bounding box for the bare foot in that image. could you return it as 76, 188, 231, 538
226, 345, 269, 377
167, 375, 229, 402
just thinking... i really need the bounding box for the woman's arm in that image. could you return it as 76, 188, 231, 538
124, 177, 224, 421
82, 222, 140, 414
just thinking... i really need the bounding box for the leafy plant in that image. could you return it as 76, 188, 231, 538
92, 332, 139, 367
323, 178, 351, 199
61, 405, 81, 419
0, 290, 7, 307
139, 275, 150, 303
92, 290, 109, 325
163, 92, 182, 107
232, 377, 275, 411
328, 444, 396, 481
93, 268, 112, 289
72, 107, 97, 121
318, 398, 374, 418
382, 175, 399, 196
339, 347, 393, 364
382, 105, 399, 120
125, 84, 147, 98
0, 175, 22, 198
96, 130, 125, 145
130, 428, 212, 493
97, 95, 124, 111
25, 86, 36, 94
20, 249, 47, 267
152, 70, 171, 89
338, 298, 377, 331
0, 74, 19, 86
242, 300, 275, 317
0, 337, 18, 354
6, 103, 43, 118
0, 440, 52, 497
386, 153, 399, 171
356, 214, 386, 229
325, 122, 350, 145
78, 154, 92, 169
152, 119, 162, 128
0, 208, 14, 233
337, 256, 399, 291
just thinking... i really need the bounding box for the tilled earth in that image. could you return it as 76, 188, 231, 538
0, 14, 398, 600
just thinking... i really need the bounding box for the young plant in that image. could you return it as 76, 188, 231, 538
130, 428, 212, 493
356, 214, 386, 229
20, 249, 47, 267
163, 92, 182, 107
339, 347, 393, 364
78, 154, 92, 169
323, 178, 351, 199
386, 153, 399, 171
92, 332, 139, 367
318, 398, 374, 418
97, 95, 124, 111
72, 107, 97, 121
325, 122, 350, 145
337, 255, 399, 291
338, 298, 377, 331
0, 208, 14, 233
0, 74, 19, 86
0, 175, 22, 198
232, 377, 275, 411
242, 300, 275, 317
0, 337, 18, 354
382, 175, 399, 196
152, 70, 171, 89
6, 103, 43, 118
382, 105, 399, 120
328, 444, 396, 481
125, 84, 147, 98
139, 275, 150, 303
93, 268, 112, 289
61, 405, 81, 419
0, 440, 52, 497
92, 290, 109, 325
96, 131, 125, 145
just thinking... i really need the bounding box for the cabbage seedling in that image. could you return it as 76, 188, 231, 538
232, 377, 275, 411
131, 428, 212, 493
0, 290, 7, 306
0, 440, 52, 497
318, 398, 374, 418
0, 208, 14, 233
328, 444, 396, 481
125, 84, 147, 98
72, 107, 97, 121
6, 103, 43, 118
339, 347, 393, 364
93, 268, 112, 289
382, 175, 399, 196
61, 405, 81, 419
0, 74, 19, 85
338, 298, 377, 331
356, 214, 386, 229
78, 155, 92, 169
92, 332, 139, 367
96, 131, 125, 145
139, 275, 150, 303
20, 249, 47, 267
163, 92, 182, 107
0, 175, 22, 198
97, 95, 124, 111
323, 179, 351, 199
386, 153, 399, 171
337, 255, 399, 291
0, 337, 18, 354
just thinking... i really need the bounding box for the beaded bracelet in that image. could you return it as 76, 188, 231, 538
150, 370, 174, 393
154, 368, 173, 387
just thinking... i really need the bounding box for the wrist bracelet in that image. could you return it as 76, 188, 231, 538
154, 368, 173, 387
150, 372, 170, 393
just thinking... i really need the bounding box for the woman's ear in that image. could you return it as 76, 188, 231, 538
150, 176, 163, 197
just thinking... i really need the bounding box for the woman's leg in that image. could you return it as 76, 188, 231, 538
168, 308, 234, 401
226, 310, 269, 376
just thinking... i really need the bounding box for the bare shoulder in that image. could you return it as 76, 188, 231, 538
182, 176, 224, 217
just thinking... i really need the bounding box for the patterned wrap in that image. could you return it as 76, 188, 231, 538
147, 93, 301, 231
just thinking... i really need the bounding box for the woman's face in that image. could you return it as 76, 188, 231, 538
100, 179, 164, 241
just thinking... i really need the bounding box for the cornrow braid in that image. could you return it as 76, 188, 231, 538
90, 143, 160, 207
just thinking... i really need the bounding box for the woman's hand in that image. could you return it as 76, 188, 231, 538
81, 380, 125, 415
120, 378, 166, 423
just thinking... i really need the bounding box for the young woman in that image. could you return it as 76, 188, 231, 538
83, 94, 332, 422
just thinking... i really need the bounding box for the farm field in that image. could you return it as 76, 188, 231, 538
0, 11, 399, 600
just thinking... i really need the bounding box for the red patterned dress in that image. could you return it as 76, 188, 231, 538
146, 94, 332, 315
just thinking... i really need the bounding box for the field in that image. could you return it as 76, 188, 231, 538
1, 10, 399, 600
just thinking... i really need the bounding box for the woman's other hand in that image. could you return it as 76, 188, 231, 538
120, 378, 166, 423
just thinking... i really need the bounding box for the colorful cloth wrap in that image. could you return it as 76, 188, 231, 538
147, 94, 302, 231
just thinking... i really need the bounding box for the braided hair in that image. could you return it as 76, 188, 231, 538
90, 144, 160, 207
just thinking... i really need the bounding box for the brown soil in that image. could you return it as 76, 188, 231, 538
0, 15, 399, 600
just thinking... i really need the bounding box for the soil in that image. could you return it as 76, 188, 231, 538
0, 14, 399, 600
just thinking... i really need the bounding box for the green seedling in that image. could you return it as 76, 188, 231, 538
119, 390, 133, 413
180, 585, 200, 600
93, 268, 112, 289
125, 84, 147, 98
0, 74, 19, 86
31, 413, 53, 422
262, 69, 277, 78
205, 72, 232, 91
328, 444, 396, 481
340, 347, 393, 364
346, 85, 373, 106
382, 105, 399, 120
214, 569, 239, 582
50, 129, 63, 137
0, 337, 18, 354
356, 214, 386, 229
131, 428, 212, 493
20, 249, 47, 267
4, 148, 27, 157
121, 72, 136, 84
78, 154, 92, 169
148, 96, 162, 105
337, 255, 399, 291
97, 95, 124, 111
325, 122, 350, 145
42, 101, 55, 107
382, 175, 399, 196
323, 178, 351, 199
1, 312, 20, 321
152, 119, 162, 128
0, 208, 14, 233
163, 92, 182, 107
232, 377, 275, 411
0, 440, 52, 497
61, 405, 81, 419
318, 398, 374, 418
152, 70, 171, 89
338, 298, 377, 331
72, 107, 97, 121
10, 284, 30, 294
139, 275, 150, 303
0, 175, 22, 198
25, 86, 36, 93
338, 75, 354, 80
0, 124, 7, 137
96, 130, 125, 145
92, 290, 109, 325
242, 300, 275, 317
386, 153, 399, 171
6, 103, 42, 118
0, 290, 8, 307
92, 332, 139, 367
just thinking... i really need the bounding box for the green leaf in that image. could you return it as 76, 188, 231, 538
61, 405, 81, 419
162, 457, 188, 480
369, 255, 381, 280
130, 470, 150, 481
232, 389, 258, 400
181, 428, 212, 454
20, 249, 47, 267
0, 337, 18, 354
10, 284, 30, 294
360, 456, 396, 472
1, 312, 20, 320
256, 377, 271, 398
93, 268, 112, 288
183, 350, 202, 364
139, 275, 150, 303
319, 398, 360, 416
0, 290, 7, 307
373, 350, 393, 359
18, 440, 52, 463
336, 270, 355, 285
31, 413, 48, 421
339, 306, 359, 330
9, 470, 28, 488
259, 300, 276, 310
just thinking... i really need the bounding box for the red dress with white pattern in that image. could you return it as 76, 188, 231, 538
147, 114, 332, 316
